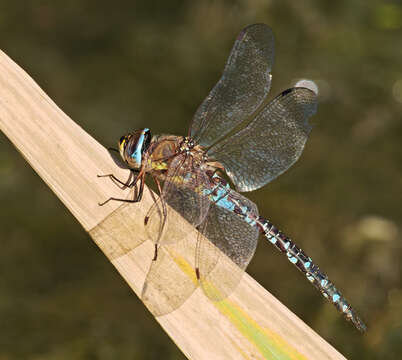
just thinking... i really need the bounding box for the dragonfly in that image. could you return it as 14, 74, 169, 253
99, 23, 366, 332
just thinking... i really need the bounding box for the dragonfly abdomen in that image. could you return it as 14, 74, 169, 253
255, 216, 367, 332
203, 172, 366, 331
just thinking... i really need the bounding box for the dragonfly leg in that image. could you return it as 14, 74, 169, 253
135, 171, 145, 202
144, 175, 168, 229
98, 169, 145, 206
97, 173, 136, 189
256, 216, 367, 332
98, 197, 141, 206
152, 244, 158, 261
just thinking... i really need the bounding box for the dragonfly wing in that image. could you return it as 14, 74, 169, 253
145, 154, 210, 245
141, 238, 199, 316
196, 189, 259, 300
142, 155, 212, 315
190, 23, 274, 147
208, 87, 318, 192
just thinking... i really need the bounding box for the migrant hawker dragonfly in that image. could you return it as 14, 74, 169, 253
100, 24, 366, 332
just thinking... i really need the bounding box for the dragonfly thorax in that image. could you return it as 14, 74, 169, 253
179, 137, 195, 154
119, 128, 152, 170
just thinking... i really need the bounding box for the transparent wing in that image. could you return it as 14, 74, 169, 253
141, 238, 199, 316
207, 87, 318, 192
190, 23, 275, 147
145, 154, 210, 245
142, 156, 211, 315
196, 188, 259, 300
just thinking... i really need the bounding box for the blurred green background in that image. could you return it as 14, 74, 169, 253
1, 1, 401, 359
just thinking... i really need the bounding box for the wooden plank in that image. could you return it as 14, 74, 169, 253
0, 50, 347, 360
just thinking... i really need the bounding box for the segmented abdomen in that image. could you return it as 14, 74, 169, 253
256, 216, 367, 332
205, 174, 366, 332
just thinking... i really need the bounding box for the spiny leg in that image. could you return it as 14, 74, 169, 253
135, 171, 145, 202
256, 216, 367, 332
146, 176, 167, 262
143, 175, 164, 226
97, 173, 133, 188
153, 244, 158, 261
98, 169, 145, 206
98, 197, 140, 206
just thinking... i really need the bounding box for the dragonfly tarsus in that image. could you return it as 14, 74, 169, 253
98, 171, 145, 205
98, 196, 140, 206
152, 244, 158, 261
97, 173, 134, 189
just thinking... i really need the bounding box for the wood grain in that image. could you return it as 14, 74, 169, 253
0, 50, 348, 360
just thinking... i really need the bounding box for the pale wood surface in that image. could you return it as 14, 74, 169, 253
0, 50, 348, 360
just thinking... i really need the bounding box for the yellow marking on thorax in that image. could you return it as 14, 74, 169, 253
170, 176, 185, 185
148, 158, 168, 170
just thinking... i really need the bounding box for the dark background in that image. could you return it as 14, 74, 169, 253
1, 1, 401, 359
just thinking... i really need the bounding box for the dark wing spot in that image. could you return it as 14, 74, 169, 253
281, 88, 294, 96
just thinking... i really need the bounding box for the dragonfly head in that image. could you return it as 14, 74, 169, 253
118, 128, 152, 169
